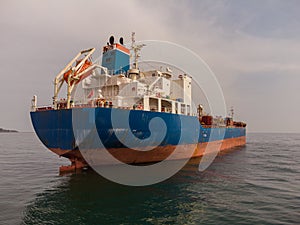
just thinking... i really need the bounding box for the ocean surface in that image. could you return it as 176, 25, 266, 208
0, 132, 299, 225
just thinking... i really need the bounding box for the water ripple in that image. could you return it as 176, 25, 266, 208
0, 133, 299, 224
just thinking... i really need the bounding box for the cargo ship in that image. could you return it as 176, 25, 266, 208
30, 33, 246, 173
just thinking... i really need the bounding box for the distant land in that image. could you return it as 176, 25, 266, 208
0, 128, 18, 133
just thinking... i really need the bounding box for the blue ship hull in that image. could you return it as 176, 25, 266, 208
30, 107, 246, 168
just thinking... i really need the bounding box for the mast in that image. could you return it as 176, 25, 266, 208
230, 107, 234, 119
131, 32, 145, 70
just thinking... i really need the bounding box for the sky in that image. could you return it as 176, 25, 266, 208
0, 0, 299, 133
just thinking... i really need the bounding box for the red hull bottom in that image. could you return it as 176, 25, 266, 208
54, 136, 246, 173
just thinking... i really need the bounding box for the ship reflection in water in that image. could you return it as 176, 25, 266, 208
23, 147, 247, 224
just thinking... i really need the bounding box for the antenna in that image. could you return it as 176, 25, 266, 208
131, 32, 145, 69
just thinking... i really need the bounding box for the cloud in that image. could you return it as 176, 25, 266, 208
0, 0, 299, 132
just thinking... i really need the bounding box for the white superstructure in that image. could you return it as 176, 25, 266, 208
76, 67, 193, 116
50, 33, 194, 116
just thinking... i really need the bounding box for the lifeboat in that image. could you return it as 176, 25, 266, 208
63, 59, 92, 85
